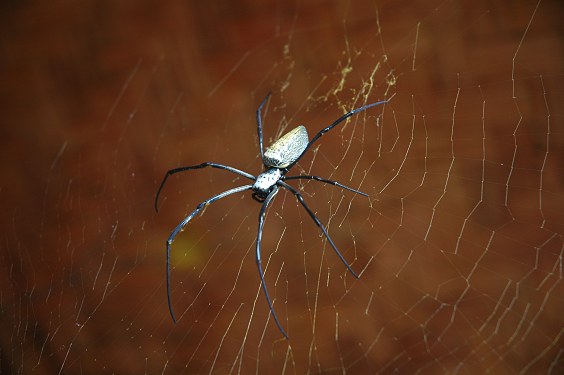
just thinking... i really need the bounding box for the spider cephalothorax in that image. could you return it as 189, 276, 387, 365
155, 93, 389, 338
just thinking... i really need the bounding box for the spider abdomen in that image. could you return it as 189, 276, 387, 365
263, 125, 308, 168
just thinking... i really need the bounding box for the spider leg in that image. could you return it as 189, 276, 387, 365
284, 175, 368, 197
278, 181, 359, 279
166, 184, 253, 323
256, 186, 289, 339
256, 92, 272, 160
283, 99, 389, 172
155, 162, 255, 212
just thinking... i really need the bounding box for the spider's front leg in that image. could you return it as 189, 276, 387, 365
165, 184, 253, 323
278, 181, 360, 279
255, 186, 289, 339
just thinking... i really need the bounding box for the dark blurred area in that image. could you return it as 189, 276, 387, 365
1, 0, 563, 374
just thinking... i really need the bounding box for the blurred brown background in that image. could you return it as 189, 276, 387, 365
1, 0, 563, 374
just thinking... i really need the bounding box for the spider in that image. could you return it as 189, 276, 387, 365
155, 93, 388, 338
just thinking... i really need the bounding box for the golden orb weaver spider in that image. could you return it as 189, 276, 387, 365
155, 93, 389, 338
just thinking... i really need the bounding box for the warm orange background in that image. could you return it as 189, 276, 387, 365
1, 1, 563, 374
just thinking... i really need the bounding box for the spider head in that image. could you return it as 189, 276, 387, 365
252, 168, 282, 201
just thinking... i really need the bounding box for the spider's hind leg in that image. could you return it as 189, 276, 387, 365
256, 92, 272, 161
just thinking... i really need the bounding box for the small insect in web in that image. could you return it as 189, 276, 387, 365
155, 93, 389, 339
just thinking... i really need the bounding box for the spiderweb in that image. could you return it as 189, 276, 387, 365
1, 0, 563, 373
